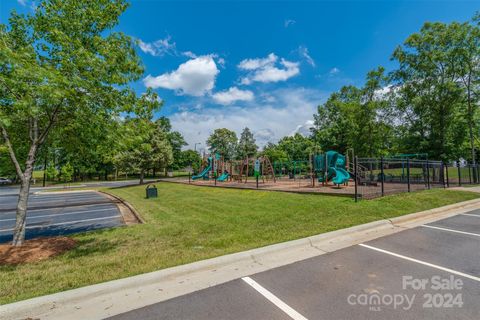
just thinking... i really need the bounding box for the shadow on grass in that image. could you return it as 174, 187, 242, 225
62, 236, 120, 259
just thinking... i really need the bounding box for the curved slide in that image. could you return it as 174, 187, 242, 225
217, 172, 229, 182
192, 161, 212, 180
331, 167, 350, 185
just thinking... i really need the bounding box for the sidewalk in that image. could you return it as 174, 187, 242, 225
2, 198, 480, 320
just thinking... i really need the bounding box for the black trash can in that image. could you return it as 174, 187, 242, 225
146, 184, 158, 199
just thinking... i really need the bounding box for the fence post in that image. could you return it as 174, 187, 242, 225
324, 155, 328, 186
458, 160, 461, 186
473, 162, 477, 184
426, 160, 430, 189
441, 162, 446, 188
407, 158, 411, 192
477, 164, 480, 184
445, 162, 450, 188
310, 154, 315, 187
468, 163, 472, 184
380, 157, 384, 197
354, 156, 358, 202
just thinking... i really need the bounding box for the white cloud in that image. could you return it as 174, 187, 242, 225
137, 36, 177, 57
183, 51, 197, 59
170, 87, 326, 150
143, 56, 219, 96
238, 53, 300, 85
329, 67, 340, 75
238, 53, 277, 70
212, 87, 254, 105
284, 19, 296, 28
289, 120, 315, 136
298, 46, 315, 67
17, 0, 27, 6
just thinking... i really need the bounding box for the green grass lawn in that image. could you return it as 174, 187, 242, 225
1, 183, 478, 304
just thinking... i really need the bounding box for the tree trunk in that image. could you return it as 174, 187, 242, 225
139, 170, 144, 185
12, 144, 37, 246
12, 179, 31, 246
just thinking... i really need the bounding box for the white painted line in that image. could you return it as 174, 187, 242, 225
0, 208, 116, 222
460, 213, 480, 218
421, 224, 480, 237
242, 277, 308, 320
0, 203, 113, 215
0, 215, 121, 232
359, 244, 480, 282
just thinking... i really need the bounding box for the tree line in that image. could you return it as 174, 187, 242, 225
211, 13, 480, 164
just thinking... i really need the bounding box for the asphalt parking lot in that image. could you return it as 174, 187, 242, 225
110, 210, 480, 320
0, 191, 124, 243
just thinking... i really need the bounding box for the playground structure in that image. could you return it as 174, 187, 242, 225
189, 150, 355, 192
191, 154, 276, 184
192, 153, 231, 182
179, 149, 469, 199
313, 151, 350, 186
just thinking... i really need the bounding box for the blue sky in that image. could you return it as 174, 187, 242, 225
1, 0, 478, 152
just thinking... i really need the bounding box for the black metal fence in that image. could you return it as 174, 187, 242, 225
353, 157, 479, 200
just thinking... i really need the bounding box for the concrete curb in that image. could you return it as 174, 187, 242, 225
2, 198, 480, 320
98, 190, 145, 224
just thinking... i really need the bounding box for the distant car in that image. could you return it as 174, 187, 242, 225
0, 177, 12, 185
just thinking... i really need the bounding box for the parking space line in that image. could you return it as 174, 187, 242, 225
421, 224, 480, 237
460, 213, 480, 218
359, 244, 480, 282
0, 203, 113, 215
0, 208, 116, 222
0, 215, 122, 232
242, 276, 309, 320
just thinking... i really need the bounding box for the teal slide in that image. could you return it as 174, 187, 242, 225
331, 167, 350, 185
315, 151, 351, 185
217, 172, 229, 182
192, 158, 212, 180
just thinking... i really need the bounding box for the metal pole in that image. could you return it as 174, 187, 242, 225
426, 160, 430, 189
458, 160, 461, 186
256, 175, 259, 189
477, 164, 480, 184
324, 154, 328, 186
407, 158, 411, 192
380, 157, 384, 197
310, 154, 315, 187
188, 171, 191, 184
445, 162, 450, 188
43, 155, 47, 187
354, 156, 358, 202
468, 163, 472, 184
442, 162, 446, 188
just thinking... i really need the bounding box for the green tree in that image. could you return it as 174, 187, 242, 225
60, 162, 74, 183
391, 22, 468, 161
0, 0, 156, 245
176, 149, 202, 172
206, 128, 238, 160
311, 68, 393, 157
236, 127, 258, 159
277, 133, 314, 160
453, 18, 480, 164
114, 118, 173, 184
155, 117, 187, 170
45, 162, 58, 181
260, 142, 288, 163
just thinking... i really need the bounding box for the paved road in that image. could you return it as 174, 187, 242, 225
110, 210, 480, 320
0, 191, 123, 243
0, 179, 153, 197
